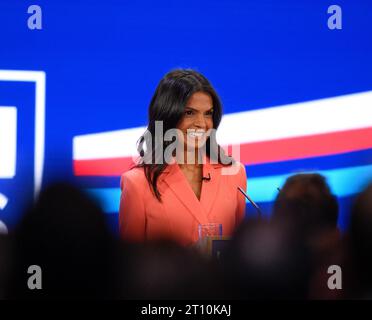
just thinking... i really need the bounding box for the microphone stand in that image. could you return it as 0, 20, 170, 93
238, 186, 262, 216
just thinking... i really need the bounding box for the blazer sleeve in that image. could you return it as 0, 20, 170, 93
235, 162, 247, 226
119, 172, 146, 242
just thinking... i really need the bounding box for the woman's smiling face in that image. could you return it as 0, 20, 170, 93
176, 91, 214, 153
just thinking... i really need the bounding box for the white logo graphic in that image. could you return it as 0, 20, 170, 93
0, 70, 46, 231
0, 107, 17, 179
0, 107, 16, 233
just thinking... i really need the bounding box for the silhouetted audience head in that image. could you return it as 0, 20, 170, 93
273, 173, 339, 237
6, 182, 116, 299
223, 217, 310, 299
270, 174, 345, 299
349, 183, 372, 298
0, 234, 11, 299
117, 240, 223, 299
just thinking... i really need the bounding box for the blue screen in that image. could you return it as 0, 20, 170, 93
1, 0, 372, 233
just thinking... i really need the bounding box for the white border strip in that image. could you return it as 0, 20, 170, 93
0, 70, 46, 199
73, 91, 372, 160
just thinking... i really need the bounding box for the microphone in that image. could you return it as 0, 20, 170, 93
238, 186, 262, 216
202, 173, 211, 181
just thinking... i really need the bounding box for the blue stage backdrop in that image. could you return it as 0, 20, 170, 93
0, 0, 372, 233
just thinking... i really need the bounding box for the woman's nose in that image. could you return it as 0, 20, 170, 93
194, 114, 207, 128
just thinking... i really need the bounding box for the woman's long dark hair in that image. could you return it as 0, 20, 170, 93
136, 69, 233, 201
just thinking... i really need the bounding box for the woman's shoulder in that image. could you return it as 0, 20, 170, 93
120, 167, 147, 189
122, 166, 145, 178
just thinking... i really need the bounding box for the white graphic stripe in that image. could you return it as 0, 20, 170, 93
73, 91, 372, 160
73, 126, 146, 160
217, 90, 372, 146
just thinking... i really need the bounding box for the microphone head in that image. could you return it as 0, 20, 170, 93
202, 173, 211, 181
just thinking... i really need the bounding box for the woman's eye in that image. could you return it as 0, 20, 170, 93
206, 110, 213, 116
185, 110, 193, 115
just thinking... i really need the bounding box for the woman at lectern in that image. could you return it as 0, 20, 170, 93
119, 69, 247, 246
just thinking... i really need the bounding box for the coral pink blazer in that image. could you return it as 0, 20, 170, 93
119, 160, 247, 246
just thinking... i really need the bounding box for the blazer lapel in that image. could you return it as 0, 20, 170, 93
162, 163, 209, 225
200, 161, 222, 216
